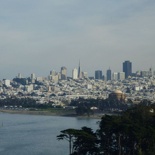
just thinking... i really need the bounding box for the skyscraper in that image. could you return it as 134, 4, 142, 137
50, 70, 56, 76
78, 61, 81, 79
82, 72, 88, 79
31, 73, 36, 83
112, 72, 118, 81
61, 66, 67, 80
95, 70, 102, 80
31, 73, 35, 80
106, 68, 112, 81
123, 60, 132, 78
72, 68, 78, 79
118, 72, 125, 80
17, 73, 22, 78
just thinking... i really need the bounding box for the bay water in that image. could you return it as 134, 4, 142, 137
0, 113, 99, 155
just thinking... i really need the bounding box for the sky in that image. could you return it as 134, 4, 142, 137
0, 0, 155, 79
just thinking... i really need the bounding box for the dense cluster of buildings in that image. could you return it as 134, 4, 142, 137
0, 60, 155, 107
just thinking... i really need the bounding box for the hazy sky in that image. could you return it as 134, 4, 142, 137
0, 0, 155, 79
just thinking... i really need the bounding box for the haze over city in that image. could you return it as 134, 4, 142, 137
0, 0, 155, 79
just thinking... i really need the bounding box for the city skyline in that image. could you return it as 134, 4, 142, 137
4, 60, 155, 80
0, 0, 155, 79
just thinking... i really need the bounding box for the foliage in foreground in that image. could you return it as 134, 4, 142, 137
57, 104, 155, 155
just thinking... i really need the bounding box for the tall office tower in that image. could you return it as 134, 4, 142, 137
149, 67, 153, 77
61, 66, 67, 80
50, 70, 56, 76
78, 61, 81, 79
31, 73, 36, 83
106, 68, 112, 81
17, 73, 22, 78
123, 60, 132, 78
118, 72, 125, 80
82, 72, 88, 79
113, 72, 118, 81
31, 73, 36, 80
95, 70, 103, 79
72, 68, 78, 79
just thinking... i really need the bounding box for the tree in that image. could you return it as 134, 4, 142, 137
72, 127, 99, 155
75, 105, 93, 116
97, 105, 155, 154
57, 104, 155, 155
57, 127, 98, 155
57, 128, 79, 155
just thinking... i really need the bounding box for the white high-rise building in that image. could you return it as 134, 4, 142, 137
17, 73, 22, 78
82, 72, 88, 79
31, 73, 36, 80
50, 70, 56, 76
118, 72, 125, 80
4, 80, 11, 87
112, 72, 118, 81
72, 68, 78, 79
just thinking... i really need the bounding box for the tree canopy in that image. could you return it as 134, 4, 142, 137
57, 104, 155, 155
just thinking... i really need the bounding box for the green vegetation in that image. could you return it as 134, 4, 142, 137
57, 104, 155, 155
70, 97, 129, 116
0, 97, 76, 116
0, 97, 152, 118
0, 97, 37, 108
57, 127, 99, 155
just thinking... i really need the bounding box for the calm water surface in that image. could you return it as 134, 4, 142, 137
0, 113, 99, 155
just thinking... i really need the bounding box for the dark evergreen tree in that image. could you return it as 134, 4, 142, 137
57, 104, 155, 155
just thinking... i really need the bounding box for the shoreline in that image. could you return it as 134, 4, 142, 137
0, 109, 103, 119
0, 109, 59, 116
